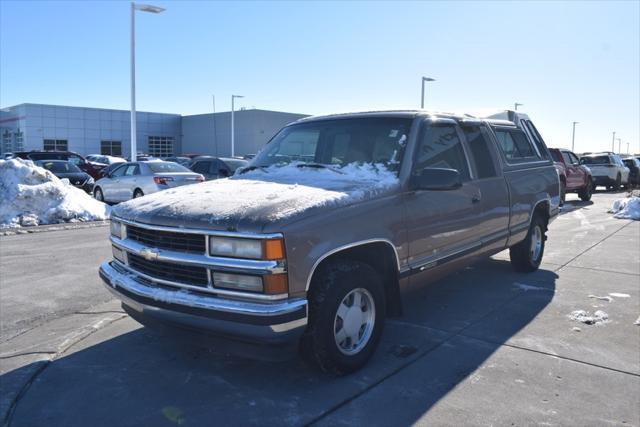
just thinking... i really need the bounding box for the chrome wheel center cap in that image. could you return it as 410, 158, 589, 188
343, 307, 363, 337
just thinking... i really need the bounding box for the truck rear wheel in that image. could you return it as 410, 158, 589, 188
301, 259, 385, 375
509, 215, 547, 272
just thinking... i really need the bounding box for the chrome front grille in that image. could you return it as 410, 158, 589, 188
126, 225, 206, 254
127, 253, 209, 287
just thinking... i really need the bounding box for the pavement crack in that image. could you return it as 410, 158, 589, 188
0, 351, 57, 360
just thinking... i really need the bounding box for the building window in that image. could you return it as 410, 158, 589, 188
15, 131, 24, 151
148, 136, 174, 158
101, 140, 122, 156
43, 139, 68, 151
2, 130, 11, 154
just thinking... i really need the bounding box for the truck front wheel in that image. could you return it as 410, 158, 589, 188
509, 215, 547, 272
301, 259, 385, 375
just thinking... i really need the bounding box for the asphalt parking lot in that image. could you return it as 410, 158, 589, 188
1, 191, 638, 427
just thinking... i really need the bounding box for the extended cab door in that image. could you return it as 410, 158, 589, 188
403, 119, 485, 271
460, 122, 510, 250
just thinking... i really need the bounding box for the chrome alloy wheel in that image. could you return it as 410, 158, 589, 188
334, 287, 376, 355
530, 225, 543, 262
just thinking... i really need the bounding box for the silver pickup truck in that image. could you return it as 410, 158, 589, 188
100, 110, 560, 374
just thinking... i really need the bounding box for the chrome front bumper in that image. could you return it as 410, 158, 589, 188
99, 262, 308, 345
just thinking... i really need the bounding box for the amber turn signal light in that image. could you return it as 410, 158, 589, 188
263, 274, 289, 295
262, 239, 285, 260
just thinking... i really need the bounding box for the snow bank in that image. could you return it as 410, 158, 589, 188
115, 162, 399, 222
609, 197, 640, 220
568, 310, 609, 325
0, 158, 110, 228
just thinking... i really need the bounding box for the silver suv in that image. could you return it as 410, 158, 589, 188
580, 152, 630, 191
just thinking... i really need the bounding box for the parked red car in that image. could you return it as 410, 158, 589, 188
12, 151, 105, 180
549, 148, 593, 204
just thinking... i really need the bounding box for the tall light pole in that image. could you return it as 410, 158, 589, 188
130, 2, 165, 161
616, 138, 621, 154
626, 141, 630, 154
212, 95, 218, 156
612, 131, 616, 152
231, 95, 244, 157
571, 121, 579, 152
514, 102, 523, 111
421, 77, 435, 109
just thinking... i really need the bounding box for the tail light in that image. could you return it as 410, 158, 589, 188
196, 175, 205, 182
153, 176, 174, 185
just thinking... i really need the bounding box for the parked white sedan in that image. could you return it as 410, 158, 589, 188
93, 161, 204, 203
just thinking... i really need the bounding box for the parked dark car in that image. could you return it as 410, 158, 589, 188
35, 160, 94, 193
13, 151, 104, 180
163, 156, 192, 167
622, 157, 640, 187
549, 148, 593, 203
189, 156, 249, 180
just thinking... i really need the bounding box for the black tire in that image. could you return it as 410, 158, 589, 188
559, 179, 566, 206
301, 259, 385, 375
612, 174, 621, 191
133, 189, 144, 198
578, 179, 593, 201
94, 187, 104, 202
509, 214, 547, 273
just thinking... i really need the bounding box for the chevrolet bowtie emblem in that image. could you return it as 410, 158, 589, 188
139, 247, 160, 261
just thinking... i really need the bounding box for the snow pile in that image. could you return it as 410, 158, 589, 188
568, 310, 609, 325
115, 162, 399, 223
609, 197, 640, 220
0, 158, 110, 228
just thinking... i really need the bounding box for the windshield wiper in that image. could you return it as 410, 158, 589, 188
238, 165, 268, 175
297, 163, 345, 174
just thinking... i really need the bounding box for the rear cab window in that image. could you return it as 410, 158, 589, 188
461, 124, 498, 179
492, 127, 542, 164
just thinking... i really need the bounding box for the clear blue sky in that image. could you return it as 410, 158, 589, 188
1, 0, 638, 153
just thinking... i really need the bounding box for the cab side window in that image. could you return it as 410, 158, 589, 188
415, 124, 470, 181
561, 152, 573, 165
124, 164, 140, 176
494, 129, 539, 162
462, 125, 497, 179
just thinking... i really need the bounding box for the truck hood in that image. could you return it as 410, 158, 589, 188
112, 162, 399, 232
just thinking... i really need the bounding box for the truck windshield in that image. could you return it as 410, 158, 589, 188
250, 117, 413, 173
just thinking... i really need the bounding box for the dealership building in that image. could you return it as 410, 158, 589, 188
0, 103, 307, 158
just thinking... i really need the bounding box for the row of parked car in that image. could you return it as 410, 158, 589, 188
5, 143, 639, 207
4, 150, 249, 203
549, 148, 640, 204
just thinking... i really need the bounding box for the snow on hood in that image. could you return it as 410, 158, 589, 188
609, 196, 640, 220
113, 162, 399, 225
0, 158, 110, 228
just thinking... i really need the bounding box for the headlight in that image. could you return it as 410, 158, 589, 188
110, 220, 126, 240
208, 237, 284, 260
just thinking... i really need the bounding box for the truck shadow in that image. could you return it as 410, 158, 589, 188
2, 259, 557, 427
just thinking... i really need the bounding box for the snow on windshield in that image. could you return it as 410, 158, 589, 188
0, 158, 110, 228
114, 162, 399, 222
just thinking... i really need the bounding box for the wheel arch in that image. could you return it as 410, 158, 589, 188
305, 240, 403, 317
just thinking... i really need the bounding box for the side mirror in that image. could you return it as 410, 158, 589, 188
410, 168, 462, 191
218, 169, 230, 177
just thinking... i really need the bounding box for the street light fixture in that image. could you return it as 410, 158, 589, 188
616, 138, 622, 154
612, 131, 616, 153
514, 102, 523, 111
130, 2, 165, 162
421, 77, 435, 109
571, 121, 579, 152
231, 95, 244, 158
